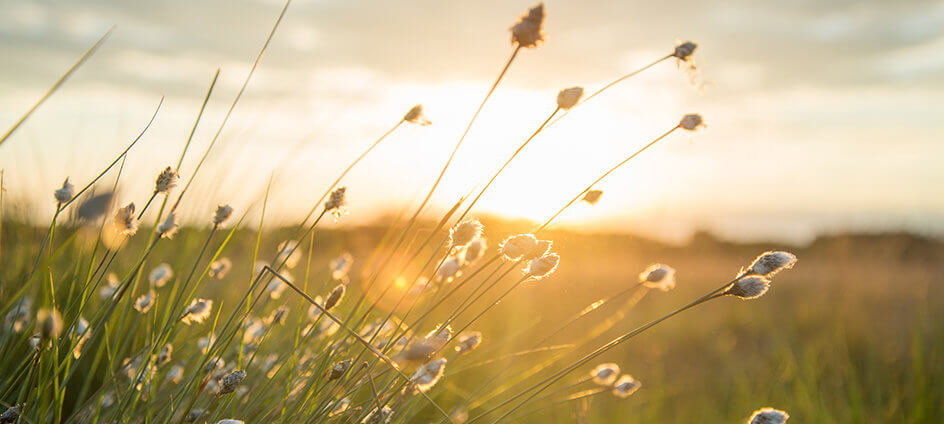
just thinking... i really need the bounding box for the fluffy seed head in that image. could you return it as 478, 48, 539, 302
511, 3, 545, 48
149, 263, 173, 287
361, 406, 393, 424
435, 256, 463, 283
325, 187, 347, 218
181, 298, 213, 324
410, 358, 447, 393
276, 240, 302, 269
329, 398, 351, 417
404, 104, 431, 125
425, 324, 453, 351
215, 420, 245, 424
590, 363, 620, 386
154, 167, 179, 193
638, 263, 677, 291
113, 202, 138, 235
673, 41, 698, 61
134, 290, 156, 314
209, 258, 232, 279
463, 238, 487, 264
748, 407, 790, 424
328, 359, 352, 381
330, 252, 353, 280
155, 343, 173, 367
54, 178, 74, 203
582, 190, 603, 205
612, 374, 641, 398
746, 251, 798, 278
523, 239, 552, 260
526, 253, 560, 279
450, 219, 484, 248
70, 317, 90, 358
5, 296, 32, 333
725, 276, 771, 300
37, 308, 63, 341
213, 204, 233, 225
556, 86, 584, 110
500, 234, 539, 260
324, 284, 346, 310
156, 212, 179, 238
680, 113, 704, 131
455, 331, 482, 353
217, 369, 246, 395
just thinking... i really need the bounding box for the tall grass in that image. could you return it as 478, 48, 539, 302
2, 2, 937, 424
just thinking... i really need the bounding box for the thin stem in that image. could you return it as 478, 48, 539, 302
473, 276, 742, 424
535, 124, 679, 234
0, 29, 113, 146
547, 54, 672, 127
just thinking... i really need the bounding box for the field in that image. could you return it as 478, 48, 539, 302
1, 2, 942, 424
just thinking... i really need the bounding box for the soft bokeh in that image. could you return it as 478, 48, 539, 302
2, 0, 943, 243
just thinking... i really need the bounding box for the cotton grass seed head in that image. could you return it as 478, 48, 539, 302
725, 275, 771, 300
113, 202, 138, 235
590, 363, 620, 386
679, 113, 704, 131
330, 252, 353, 280
556, 86, 583, 110
215, 420, 245, 424
149, 263, 173, 287
5, 296, 32, 333
328, 359, 352, 381
450, 219, 484, 248
523, 239, 552, 260
213, 204, 234, 226
500, 234, 539, 260
612, 374, 641, 398
526, 252, 560, 279
746, 251, 798, 278
455, 331, 482, 353
324, 284, 346, 310
325, 186, 347, 219
329, 398, 351, 417
639, 263, 677, 292
425, 324, 453, 351
673, 40, 697, 61
217, 369, 246, 396
276, 240, 302, 269
155, 343, 173, 367
435, 256, 462, 283
70, 317, 90, 358
361, 406, 393, 424
54, 178, 74, 203
463, 238, 487, 264
181, 298, 213, 324
37, 308, 63, 341
410, 358, 447, 393
134, 290, 156, 314
511, 3, 545, 49
582, 190, 603, 205
404, 104, 431, 126
156, 212, 179, 238
154, 166, 179, 193
209, 258, 232, 279
748, 407, 790, 424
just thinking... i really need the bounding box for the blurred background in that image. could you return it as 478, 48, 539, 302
2, 1, 944, 422
2, 0, 943, 243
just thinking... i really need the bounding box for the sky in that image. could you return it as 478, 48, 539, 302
1, 0, 943, 244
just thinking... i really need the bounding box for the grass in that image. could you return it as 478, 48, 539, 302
1, 2, 941, 424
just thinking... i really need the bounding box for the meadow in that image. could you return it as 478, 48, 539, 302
1, 2, 942, 424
